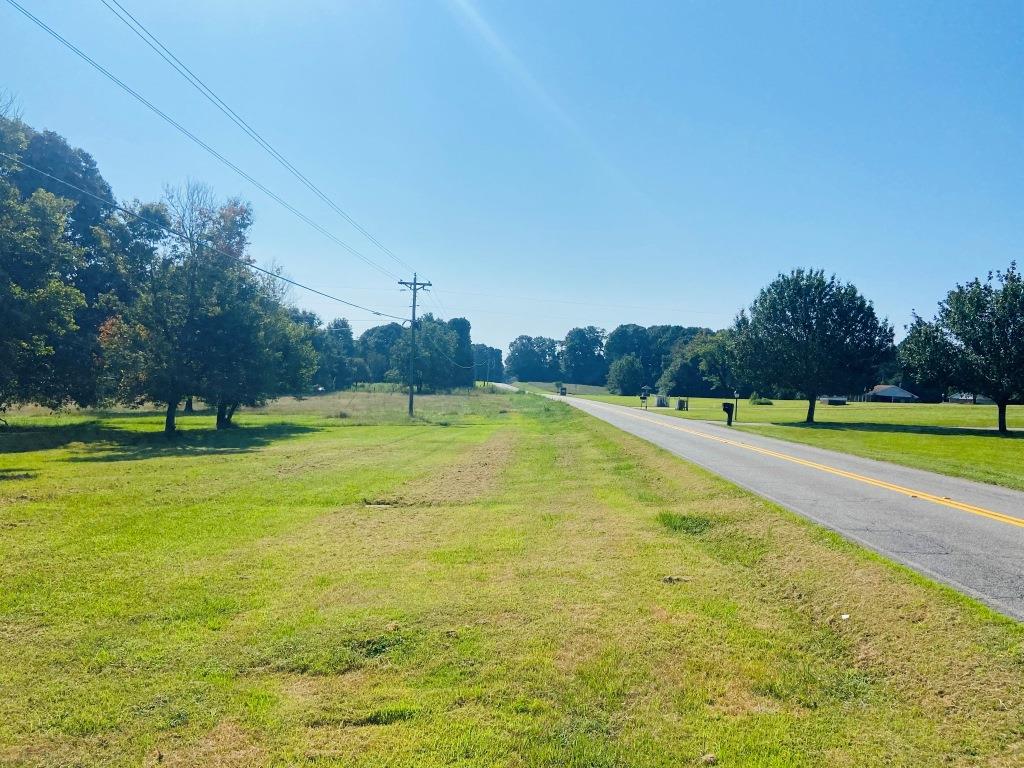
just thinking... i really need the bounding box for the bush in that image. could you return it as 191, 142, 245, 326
748, 391, 773, 405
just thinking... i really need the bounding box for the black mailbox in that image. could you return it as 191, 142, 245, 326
722, 401, 734, 426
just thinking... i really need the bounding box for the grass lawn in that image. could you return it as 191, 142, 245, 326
578, 394, 1024, 492
2, 391, 1023, 766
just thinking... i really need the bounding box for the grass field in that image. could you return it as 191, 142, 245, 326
572, 393, 1024, 491
2, 391, 1024, 766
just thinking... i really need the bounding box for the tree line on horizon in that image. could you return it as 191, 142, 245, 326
1, 111, 499, 433
506, 267, 1024, 432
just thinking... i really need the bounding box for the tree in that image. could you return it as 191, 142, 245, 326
656, 331, 730, 397
100, 183, 308, 434
314, 317, 358, 391
688, 329, 741, 395
359, 322, 405, 382
0, 182, 85, 414
733, 269, 893, 423
472, 343, 503, 382
387, 315, 461, 393
646, 325, 705, 384
194, 267, 316, 429
905, 265, 1024, 433
606, 354, 644, 395
605, 324, 651, 371
897, 317, 956, 403
99, 249, 193, 434
447, 317, 475, 387
506, 335, 560, 381
560, 326, 607, 385
0, 113, 155, 411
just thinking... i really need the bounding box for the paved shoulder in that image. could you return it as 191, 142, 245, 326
558, 395, 1024, 620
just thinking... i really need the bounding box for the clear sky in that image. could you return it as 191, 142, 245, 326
3, 0, 1021, 350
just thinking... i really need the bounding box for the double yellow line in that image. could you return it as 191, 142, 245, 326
577, 398, 1024, 530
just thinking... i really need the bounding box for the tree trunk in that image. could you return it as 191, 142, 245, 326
226, 403, 239, 425
997, 400, 1008, 434
164, 399, 179, 436
183, 396, 194, 414
216, 402, 228, 430
805, 396, 817, 424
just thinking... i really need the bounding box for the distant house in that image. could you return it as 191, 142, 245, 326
860, 384, 919, 403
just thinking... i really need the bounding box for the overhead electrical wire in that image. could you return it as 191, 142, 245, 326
434, 288, 731, 317
96, 0, 419, 278
0, 152, 407, 321
3, 0, 402, 282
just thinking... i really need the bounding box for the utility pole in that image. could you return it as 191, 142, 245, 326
398, 273, 431, 417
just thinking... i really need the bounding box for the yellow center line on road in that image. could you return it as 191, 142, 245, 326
573, 397, 1024, 530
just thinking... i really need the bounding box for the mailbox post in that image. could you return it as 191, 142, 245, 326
640, 385, 651, 410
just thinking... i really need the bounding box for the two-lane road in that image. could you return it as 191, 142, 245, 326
550, 393, 1024, 620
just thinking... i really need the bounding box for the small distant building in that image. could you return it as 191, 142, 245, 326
818, 395, 848, 406
861, 384, 918, 403
949, 392, 995, 405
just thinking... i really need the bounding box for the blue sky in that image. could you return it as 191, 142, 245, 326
3, 0, 1021, 349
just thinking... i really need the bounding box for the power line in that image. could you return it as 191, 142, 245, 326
3, 0, 401, 282
434, 287, 730, 316
96, 0, 418, 277
0, 151, 407, 321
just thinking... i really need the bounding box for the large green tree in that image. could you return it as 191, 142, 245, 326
606, 354, 644, 395
0, 182, 85, 414
605, 324, 651, 372
506, 335, 560, 382
387, 315, 462, 393
447, 317, 475, 387
472, 343, 504, 383
688, 329, 741, 396
560, 326, 607, 385
101, 183, 311, 434
734, 269, 893, 423
902, 265, 1024, 433
313, 317, 359, 391
656, 330, 733, 397
359, 322, 405, 382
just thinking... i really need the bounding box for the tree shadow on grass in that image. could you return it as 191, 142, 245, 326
0, 468, 36, 480
780, 421, 1021, 439
0, 421, 319, 460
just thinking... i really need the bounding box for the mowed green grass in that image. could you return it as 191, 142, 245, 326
2, 391, 1023, 767
578, 393, 1024, 491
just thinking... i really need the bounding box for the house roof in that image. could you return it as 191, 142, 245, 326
868, 384, 918, 399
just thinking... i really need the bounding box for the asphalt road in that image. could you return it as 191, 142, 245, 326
551, 393, 1024, 620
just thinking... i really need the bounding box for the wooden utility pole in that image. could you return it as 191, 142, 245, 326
399, 273, 431, 417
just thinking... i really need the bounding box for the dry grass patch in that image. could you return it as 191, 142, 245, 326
148, 720, 264, 768
376, 429, 517, 507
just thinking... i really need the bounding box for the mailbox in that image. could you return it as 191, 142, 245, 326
721, 401, 734, 426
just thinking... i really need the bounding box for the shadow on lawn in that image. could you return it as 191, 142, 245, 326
781, 421, 1021, 439
0, 420, 318, 460
0, 468, 36, 480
